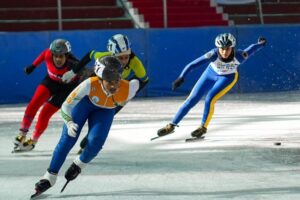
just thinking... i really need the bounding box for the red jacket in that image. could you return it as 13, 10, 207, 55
32, 49, 78, 82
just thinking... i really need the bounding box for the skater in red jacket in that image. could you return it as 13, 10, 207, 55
13, 39, 83, 152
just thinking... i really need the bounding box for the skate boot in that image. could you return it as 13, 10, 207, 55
65, 162, 81, 181
61, 162, 82, 193
13, 129, 28, 146
34, 179, 52, 194
21, 138, 37, 151
157, 123, 176, 137
191, 126, 207, 138
31, 171, 57, 198
77, 136, 88, 154
13, 129, 28, 152
14, 135, 26, 146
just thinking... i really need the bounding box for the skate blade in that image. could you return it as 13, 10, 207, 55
12, 149, 23, 153
12, 145, 22, 153
11, 146, 33, 153
150, 136, 160, 141
12, 149, 31, 153
151, 131, 175, 141
61, 180, 70, 193
30, 190, 42, 199
185, 136, 205, 142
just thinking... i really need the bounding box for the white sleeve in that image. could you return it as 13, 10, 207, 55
61, 79, 91, 124
127, 79, 140, 101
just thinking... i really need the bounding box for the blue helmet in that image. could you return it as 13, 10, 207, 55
215, 33, 236, 48
107, 34, 131, 56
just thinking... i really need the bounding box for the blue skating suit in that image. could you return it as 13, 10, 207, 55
172, 42, 265, 128
47, 76, 139, 174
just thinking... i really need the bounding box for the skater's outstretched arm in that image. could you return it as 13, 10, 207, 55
178, 49, 217, 79
236, 37, 267, 62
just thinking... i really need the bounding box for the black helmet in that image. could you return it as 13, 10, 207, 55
49, 39, 71, 55
215, 33, 236, 48
94, 56, 123, 81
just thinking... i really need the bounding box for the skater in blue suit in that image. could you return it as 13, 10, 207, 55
157, 33, 267, 139
31, 56, 139, 197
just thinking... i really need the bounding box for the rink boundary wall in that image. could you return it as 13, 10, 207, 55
0, 25, 299, 104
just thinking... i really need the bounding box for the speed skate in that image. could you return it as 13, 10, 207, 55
11, 144, 33, 153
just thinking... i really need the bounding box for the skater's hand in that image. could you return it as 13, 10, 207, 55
258, 37, 267, 46
24, 64, 35, 75
172, 77, 184, 91
62, 70, 76, 83
67, 121, 79, 137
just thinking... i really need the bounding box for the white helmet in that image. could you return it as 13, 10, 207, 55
215, 33, 236, 48
107, 34, 131, 56
94, 56, 123, 81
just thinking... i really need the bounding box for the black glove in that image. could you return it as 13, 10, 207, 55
172, 77, 184, 91
258, 37, 267, 46
24, 64, 36, 75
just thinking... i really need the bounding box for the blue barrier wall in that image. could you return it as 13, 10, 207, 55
0, 25, 299, 104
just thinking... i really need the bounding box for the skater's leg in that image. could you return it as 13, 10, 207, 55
80, 108, 114, 163
21, 85, 51, 131
32, 102, 59, 141
79, 105, 120, 152
48, 97, 93, 174
14, 85, 51, 150
202, 72, 238, 128
171, 69, 214, 125
60, 108, 114, 192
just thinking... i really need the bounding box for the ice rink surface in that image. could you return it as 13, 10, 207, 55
1, 91, 300, 200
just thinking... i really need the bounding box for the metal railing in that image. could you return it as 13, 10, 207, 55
57, 0, 63, 30
56, 0, 141, 30
55, 0, 266, 30
163, 0, 168, 28
256, 0, 264, 24
141, 0, 265, 28
118, 0, 143, 28
215, 0, 265, 25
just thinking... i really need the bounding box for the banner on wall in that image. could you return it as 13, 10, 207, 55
215, 0, 256, 4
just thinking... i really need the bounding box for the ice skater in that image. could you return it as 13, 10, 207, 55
13, 39, 83, 152
31, 56, 139, 198
156, 33, 267, 141
61, 34, 149, 153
